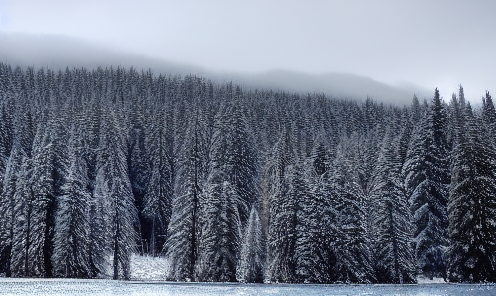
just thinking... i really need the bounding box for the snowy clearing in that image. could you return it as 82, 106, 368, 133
130, 254, 169, 281
416, 276, 446, 284
0, 279, 495, 296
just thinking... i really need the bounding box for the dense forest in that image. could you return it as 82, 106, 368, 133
0, 63, 494, 283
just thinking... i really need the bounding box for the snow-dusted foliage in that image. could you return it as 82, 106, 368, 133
94, 108, 138, 280
237, 205, 264, 283
265, 129, 298, 283
166, 107, 208, 281
0, 63, 494, 283
403, 89, 450, 279
142, 108, 172, 256
329, 136, 375, 284
374, 131, 416, 283
52, 122, 91, 278
447, 93, 496, 283
0, 143, 25, 276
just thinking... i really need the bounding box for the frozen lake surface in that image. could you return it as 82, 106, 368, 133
0, 278, 495, 296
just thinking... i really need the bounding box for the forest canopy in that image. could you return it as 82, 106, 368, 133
0, 63, 494, 283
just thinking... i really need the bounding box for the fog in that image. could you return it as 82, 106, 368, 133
0, 33, 430, 105
0, 0, 494, 105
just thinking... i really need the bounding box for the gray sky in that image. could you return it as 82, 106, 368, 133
0, 0, 494, 102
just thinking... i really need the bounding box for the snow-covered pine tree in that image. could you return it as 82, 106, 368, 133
374, 130, 416, 284
166, 107, 208, 281
196, 95, 257, 282
9, 152, 33, 277
447, 96, 496, 282
404, 89, 450, 279
142, 108, 172, 256
236, 205, 264, 283
52, 121, 92, 278
329, 135, 375, 284
29, 119, 57, 277
346, 130, 382, 268
218, 95, 258, 227
0, 104, 13, 191
94, 107, 138, 280
0, 142, 25, 276
196, 177, 241, 282
128, 88, 151, 255
294, 155, 337, 283
265, 127, 298, 283
80, 90, 108, 278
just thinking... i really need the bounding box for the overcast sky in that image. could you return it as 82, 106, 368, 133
0, 0, 494, 102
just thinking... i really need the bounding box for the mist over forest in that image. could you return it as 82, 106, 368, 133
0, 33, 430, 105
0, 61, 494, 284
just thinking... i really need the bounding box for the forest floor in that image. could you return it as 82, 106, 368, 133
130, 254, 170, 281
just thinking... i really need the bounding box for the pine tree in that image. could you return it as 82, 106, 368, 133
374, 131, 416, 283
94, 107, 137, 280
294, 157, 337, 283
195, 97, 257, 282
329, 135, 375, 284
0, 142, 25, 276
10, 154, 33, 277
236, 205, 264, 283
196, 178, 241, 282
265, 128, 298, 283
447, 97, 496, 282
0, 104, 13, 192
28, 121, 58, 277
166, 107, 207, 281
404, 89, 449, 279
142, 108, 172, 256
217, 99, 258, 226
52, 122, 92, 278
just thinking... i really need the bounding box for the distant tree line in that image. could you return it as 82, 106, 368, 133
0, 63, 494, 283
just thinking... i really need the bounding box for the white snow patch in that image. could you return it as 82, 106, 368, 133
417, 276, 446, 284
130, 253, 169, 281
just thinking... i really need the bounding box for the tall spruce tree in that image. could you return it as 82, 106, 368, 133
52, 122, 92, 278
166, 107, 208, 281
0, 142, 25, 276
374, 131, 416, 283
265, 127, 298, 283
142, 108, 172, 256
236, 205, 264, 283
94, 107, 137, 280
329, 135, 375, 284
447, 96, 496, 282
196, 98, 256, 282
404, 89, 450, 279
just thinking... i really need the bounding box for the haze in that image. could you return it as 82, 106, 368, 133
0, 0, 494, 103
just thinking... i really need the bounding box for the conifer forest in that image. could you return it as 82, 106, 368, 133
0, 63, 495, 284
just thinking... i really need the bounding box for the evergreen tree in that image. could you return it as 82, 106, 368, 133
236, 205, 264, 283
447, 98, 496, 282
265, 128, 298, 283
94, 108, 137, 280
294, 157, 337, 283
329, 136, 375, 283
52, 122, 92, 278
142, 108, 172, 256
0, 143, 25, 276
404, 89, 449, 279
166, 108, 207, 281
10, 154, 33, 277
374, 131, 416, 283
28, 120, 62, 277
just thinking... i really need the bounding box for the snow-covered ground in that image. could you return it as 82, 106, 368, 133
416, 276, 446, 284
0, 278, 495, 296
130, 254, 169, 281
0, 258, 494, 296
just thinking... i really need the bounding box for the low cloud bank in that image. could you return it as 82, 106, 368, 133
0, 33, 427, 105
